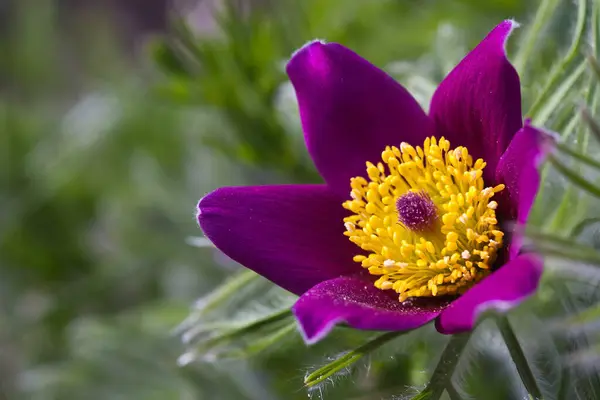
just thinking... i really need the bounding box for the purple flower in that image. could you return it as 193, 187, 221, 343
198, 20, 547, 344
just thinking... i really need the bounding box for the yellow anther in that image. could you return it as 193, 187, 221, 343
442, 213, 457, 226
425, 241, 436, 254
446, 232, 459, 242
380, 281, 393, 290
466, 229, 476, 241
342, 137, 504, 302
400, 243, 415, 258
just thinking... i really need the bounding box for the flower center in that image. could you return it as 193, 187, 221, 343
342, 137, 505, 302
396, 191, 438, 232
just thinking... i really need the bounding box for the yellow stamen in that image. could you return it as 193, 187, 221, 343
343, 137, 504, 303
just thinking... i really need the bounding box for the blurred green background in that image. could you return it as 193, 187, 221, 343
1, 0, 576, 399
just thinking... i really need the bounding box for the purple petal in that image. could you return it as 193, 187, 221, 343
495, 122, 548, 258
435, 254, 543, 334
198, 184, 358, 296
292, 276, 447, 344
287, 41, 433, 198
429, 20, 522, 183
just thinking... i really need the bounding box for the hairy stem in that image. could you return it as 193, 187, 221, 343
496, 316, 543, 400
415, 333, 471, 400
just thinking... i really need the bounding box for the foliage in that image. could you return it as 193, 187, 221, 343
6, 0, 600, 399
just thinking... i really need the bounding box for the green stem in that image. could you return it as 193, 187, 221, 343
557, 365, 571, 400
446, 381, 464, 400
304, 331, 405, 387
416, 333, 471, 400
496, 316, 543, 400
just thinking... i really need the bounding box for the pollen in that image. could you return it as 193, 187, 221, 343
342, 137, 505, 302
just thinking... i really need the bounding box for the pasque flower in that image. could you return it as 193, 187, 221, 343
198, 20, 546, 344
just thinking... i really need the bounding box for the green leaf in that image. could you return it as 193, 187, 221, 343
524, 229, 600, 267
549, 155, 600, 200
304, 331, 406, 388
179, 308, 295, 362
580, 104, 600, 144
412, 387, 435, 400
571, 218, 600, 238
528, 229, 598, 248
555, 142, 600, 171
513, 0, 561, 74
532, 61, 587, 126
588, 54, 600, 82
565, 303, 600, 327
149, 39, 189, 77
557, 368, 572, 400
178, 270, 260, 323
545, 185, 579, 233
527, 0, 588, 121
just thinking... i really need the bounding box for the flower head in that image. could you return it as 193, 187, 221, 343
198, 20, 546, 344
345, 138, 506, 302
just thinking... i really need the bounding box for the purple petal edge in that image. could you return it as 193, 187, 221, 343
292, 276, 448, 344
429, 20, 522, 184
435, 253, 543, 334
197, 184, 358, 296
495, 122, 550, 259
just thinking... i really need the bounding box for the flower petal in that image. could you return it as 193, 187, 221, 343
435, 254, 543, 334
429, 20, 522, 183
198, 184, 358, 296
292, 276, 447, 344
286, 41, 433, 198
495, 122, 548, 258
495, 122, 547, 222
